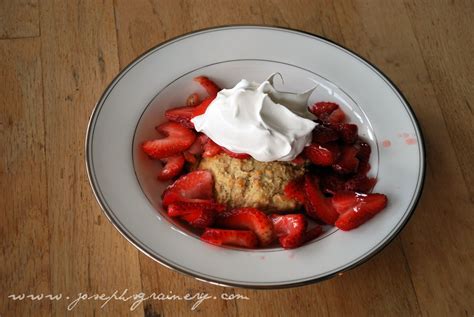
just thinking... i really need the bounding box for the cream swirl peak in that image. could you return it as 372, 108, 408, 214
191, 74, 317, 162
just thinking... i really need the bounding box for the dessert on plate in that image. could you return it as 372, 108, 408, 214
141, 74, 388, 249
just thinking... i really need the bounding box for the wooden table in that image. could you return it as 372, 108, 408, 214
1, 1, 473, 316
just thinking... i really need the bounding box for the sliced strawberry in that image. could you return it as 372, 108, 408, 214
162, 170, 214, 207
180, 209, 215, 228
270, 214, 307, 249
157, 154, 185, 181
302, 225, 324, 244
312, 125, 339, 144
201, 228, 258, 248
202, 139, 222, 157
216, 208, 274, 246
344, 175, 376, 193
333, 191, 388, 231
309, 102, 339, 120
332, 145, 359, 174
283, 178, 306, 203
186, 92, 200, 106
142, 122, 196, 159
167, 201, 226, 217
222, 147, 251, 159
304, 175, 339, 225
305, 142, 340, 166
192, 97, 215, 117
165, 106, 196, 129
327, 108, 346, 123
194, 76, 221, 97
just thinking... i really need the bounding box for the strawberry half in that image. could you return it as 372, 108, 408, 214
216, 207, 274, 246
304, 142, 340, 166
201, 228, 258, 248
142, 122, 196, 159
327, 108, 346, 123
194, 76, 221, 97
304, 175, 339, 225
165, 106, 196, 129
162, 170, 214, 207
333, 191, 388, 231
157, 154, 185, 181
270, 214, 307, 249
283, 177, 306, 204
309, 101, 339, 120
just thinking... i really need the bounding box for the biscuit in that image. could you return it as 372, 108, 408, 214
198, 154, 305, 212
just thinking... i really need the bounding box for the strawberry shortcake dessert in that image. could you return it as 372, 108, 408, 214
141, 74, 388, 249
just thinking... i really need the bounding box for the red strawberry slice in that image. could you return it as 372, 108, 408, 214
222, 147, 251, 159
302, 225, 324, 244
312, 125, 339, 144
167, 201, 226, 217
180, 209, 215, 228
309, 101, 339, 119
283, 177, 306, 203
332, 145, 359, 174
186, 92, 200, 106
270, 214, 307, 249
194, 76, 221, 97
216, 208, 274, 246
192, 97, 215, 118
162, 170, 214, 207
142, 122, 196, 159
202, 139, 222, 157
157, 154, 185, 181
165, 106, 196, 129
304, 142, 340, 166
333, 191, 388, 231
201, 228, 258, 248
327, 108, 346, 123
304, 175, 339, 225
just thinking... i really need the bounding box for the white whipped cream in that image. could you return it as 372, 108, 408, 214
191, 74, 317, 162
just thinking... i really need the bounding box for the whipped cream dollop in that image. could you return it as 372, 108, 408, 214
191, 74, 317, 162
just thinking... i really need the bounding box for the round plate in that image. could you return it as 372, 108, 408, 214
86, 25, 425, 288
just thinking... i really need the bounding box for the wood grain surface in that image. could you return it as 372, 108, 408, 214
1, 1, 473, 316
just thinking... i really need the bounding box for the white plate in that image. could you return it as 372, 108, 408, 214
86, 26, 425, 288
